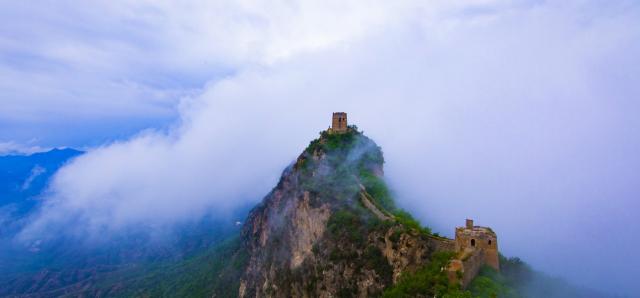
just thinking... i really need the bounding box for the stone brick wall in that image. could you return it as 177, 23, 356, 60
460, 249, 485, 287
427, 235, 456, 252
484, 242, 499, 271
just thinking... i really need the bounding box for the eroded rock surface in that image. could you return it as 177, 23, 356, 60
238, 130, 455, 297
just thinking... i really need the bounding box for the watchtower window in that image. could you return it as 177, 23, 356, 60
471, 239, 476, 246
488, 240, 492, 246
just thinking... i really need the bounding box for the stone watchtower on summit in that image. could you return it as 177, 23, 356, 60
330, 112, 348, 133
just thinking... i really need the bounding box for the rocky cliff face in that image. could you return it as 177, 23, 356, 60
238, 129, 452, 297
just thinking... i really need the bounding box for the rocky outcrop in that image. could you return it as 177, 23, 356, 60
239, 181, 450, 297
290, 191, 331, 269
238, 130, 459, 297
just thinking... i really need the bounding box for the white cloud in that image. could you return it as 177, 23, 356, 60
0, 141, 48, 155
0, 0, 414, 128
21, 165, 46, 190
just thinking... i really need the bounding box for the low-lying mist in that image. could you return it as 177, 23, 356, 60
11, 1, 640, 296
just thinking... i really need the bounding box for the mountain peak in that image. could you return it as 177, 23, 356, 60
237, 116, 486, 297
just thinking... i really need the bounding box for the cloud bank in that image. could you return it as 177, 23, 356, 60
0, 141, 49, 155
0, 0, 408, 147
5, 0, 640, 295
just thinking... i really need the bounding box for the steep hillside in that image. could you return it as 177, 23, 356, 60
0, 214, 245, 298
238, 127, 465, 297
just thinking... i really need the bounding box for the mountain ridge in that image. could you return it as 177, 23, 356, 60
238, 126, 469, 297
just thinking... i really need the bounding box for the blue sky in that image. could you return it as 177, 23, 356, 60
2, 1, 640, 295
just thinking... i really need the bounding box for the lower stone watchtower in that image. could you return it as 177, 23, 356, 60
447, 219, 499, 288
455, 219, 499, 271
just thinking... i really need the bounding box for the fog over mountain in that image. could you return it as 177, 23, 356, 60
2, 1, 639, 296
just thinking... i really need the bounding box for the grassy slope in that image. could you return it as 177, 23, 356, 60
82, 234, 248, 298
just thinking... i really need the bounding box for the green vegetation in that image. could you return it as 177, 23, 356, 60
325, 207, 394, 289
327, 209, 367, 245
392, 209, 432, 236
302, 128, 362, 157
467, 256, 541, 298
326, 206, 392, 246
300, 128, 433, 238
90, 234, 248, 297
468, 255, 531, 298
389, 229, 403, 242
358, 169, 395, 211
363, 245, 393, 282
383, 252, 471, 298
298, 130, 363, 201
466, 255, 606, 298
468, 266, 520, 298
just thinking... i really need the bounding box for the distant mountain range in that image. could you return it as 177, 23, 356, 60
0, 148, 83, 216
0, 148, 246, 297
